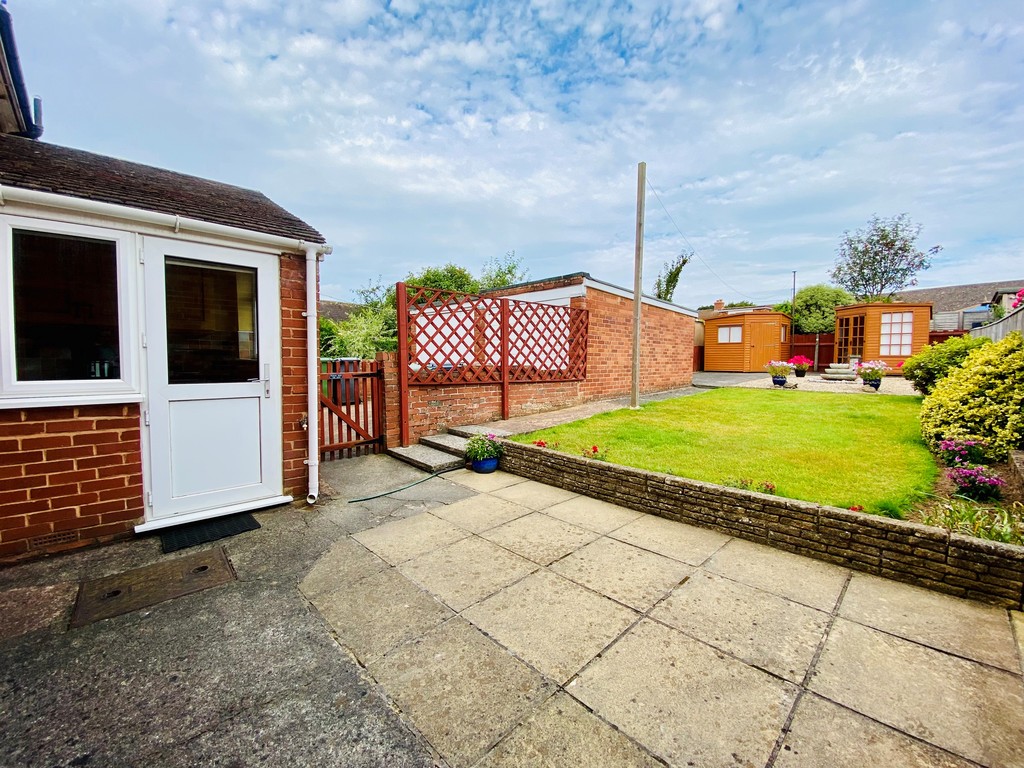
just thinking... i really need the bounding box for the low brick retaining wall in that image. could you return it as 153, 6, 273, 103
501, 442, 1024, 609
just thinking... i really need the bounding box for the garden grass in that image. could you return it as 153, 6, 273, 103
513, 388, 937, 514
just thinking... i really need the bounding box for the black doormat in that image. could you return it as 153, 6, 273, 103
70, 547, 235, 628
160, 513, 261, 554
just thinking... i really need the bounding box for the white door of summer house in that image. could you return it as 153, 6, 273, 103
143, 237, 284, 524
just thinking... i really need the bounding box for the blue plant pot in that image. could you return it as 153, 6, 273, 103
866, 379, 881, 390
471, 457, 499, 474
771, 376, 787, 387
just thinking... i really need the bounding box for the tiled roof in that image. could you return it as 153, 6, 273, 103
319, 300, 362, 323
0, 134, 324, 243
897, 280, 1024, 312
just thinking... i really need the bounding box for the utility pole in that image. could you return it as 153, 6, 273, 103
631, 162, 646, 409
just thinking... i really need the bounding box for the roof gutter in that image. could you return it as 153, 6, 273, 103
0, 4, 43, 139
0, 183, 322, 253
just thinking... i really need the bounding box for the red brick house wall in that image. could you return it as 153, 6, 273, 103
383, 276, 694, 445
0, 405, 144, 558
280, 252, 310, 498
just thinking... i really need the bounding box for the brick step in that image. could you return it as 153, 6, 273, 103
385, 443, 465, 473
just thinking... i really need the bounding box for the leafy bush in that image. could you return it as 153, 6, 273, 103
919, 332, 1024, 460
902, 335, 990, 394
936, 438, 988, 466
946, 465, 1005, 500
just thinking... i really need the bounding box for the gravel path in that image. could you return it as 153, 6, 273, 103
734, 374, 920, 396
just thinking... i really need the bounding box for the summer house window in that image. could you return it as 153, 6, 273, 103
880, 312, 913, 356
717, 326, 742, 343
0, 218, 137, 402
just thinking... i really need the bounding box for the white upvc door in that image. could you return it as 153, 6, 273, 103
140, 237, 287, 529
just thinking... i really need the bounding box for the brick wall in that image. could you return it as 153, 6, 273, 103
0, 405, 144, 560
280, 252, 309, 498
384, 279, 696, 446
500, 441, 1024, 608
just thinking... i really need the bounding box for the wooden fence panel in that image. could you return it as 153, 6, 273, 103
320, 358, 384, 460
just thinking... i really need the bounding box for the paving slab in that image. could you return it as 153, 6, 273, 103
368, 618, 554, 768
609, 513, 729, 565
489, 479, 579, 510
840, 572, 1020, 672
0, 582, 78, 641
651, 570, 830, 683
570, 618, 798, 767
705, 536, 850, 612
463, 570, 639, 684
351, 511, 469, 564
774, 693, 977, 768
311, 567, 453, 663
444, 468, 526, 493
398, 536, 538, 611
550, 536, 692, 612
428, 494, 533, 533
298, 538, 388, 601
481, 512, 600, 566
809, 617, 1024, 766
542, 495, 644, 534
476, 692, 662, 768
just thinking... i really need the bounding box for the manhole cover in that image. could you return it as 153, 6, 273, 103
69, 547, 235, 628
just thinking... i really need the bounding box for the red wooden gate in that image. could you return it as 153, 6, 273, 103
319, 358, 384, 459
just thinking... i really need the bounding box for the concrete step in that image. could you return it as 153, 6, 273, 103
420, 433, 469, 457
448, 425, 512, 439
820, 373, 857, 381
386, 443, 465, 473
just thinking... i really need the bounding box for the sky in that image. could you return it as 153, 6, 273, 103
9, 0, 1024, 309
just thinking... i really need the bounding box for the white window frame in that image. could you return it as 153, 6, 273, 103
879, 311, 913, 357
717, 325, 742, 343
0, 216, 141, 406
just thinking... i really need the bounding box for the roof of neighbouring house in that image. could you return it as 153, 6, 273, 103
0, 134, 325, 243
896, 280, 1024, 312
319, 300, 362, 322
484, 271, 698, 316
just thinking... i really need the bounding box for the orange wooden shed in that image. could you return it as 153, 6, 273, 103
834, 302, 932, 371
703, 311, 792, 372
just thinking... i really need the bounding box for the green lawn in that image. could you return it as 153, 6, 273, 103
513, 388, 937, 515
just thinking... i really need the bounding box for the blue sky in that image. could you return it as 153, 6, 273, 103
10, 0, 1024, 308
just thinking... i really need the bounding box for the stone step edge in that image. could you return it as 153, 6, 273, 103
385, 444, 465, 473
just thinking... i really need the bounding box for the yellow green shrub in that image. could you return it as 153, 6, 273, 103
919, 332, 1024, 460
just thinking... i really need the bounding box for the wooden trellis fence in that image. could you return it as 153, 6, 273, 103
396, 283, 589, 446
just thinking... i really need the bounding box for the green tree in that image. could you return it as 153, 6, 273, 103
319, 316, 343, 357
480, 250, 529, 290
790, 284, 854, 334
830, 214, 941, 301
653, 250, 692, 302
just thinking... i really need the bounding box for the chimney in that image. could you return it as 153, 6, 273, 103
713, 299, 725, 311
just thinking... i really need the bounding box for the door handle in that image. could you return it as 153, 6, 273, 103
248, 364, 271, 398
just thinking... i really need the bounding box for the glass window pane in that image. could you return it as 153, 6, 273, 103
165, 259, 258, 384
13, 230, 120, 381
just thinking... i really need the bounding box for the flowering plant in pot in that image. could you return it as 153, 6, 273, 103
857, 360, 891, 389
788, 355, 813, 377
764, 360, 793, 386
465, 433, 503, 473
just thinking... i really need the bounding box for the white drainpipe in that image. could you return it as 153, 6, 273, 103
303, 242, 331, 504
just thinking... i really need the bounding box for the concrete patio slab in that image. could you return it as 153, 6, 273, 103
398, 536, 537, 612
489, 479, 579, 510
298, 538, 387, 601
444, 468, 525, 493
427, 494, 533, 533
0, 582, 78, 641
550, 536, 693, 611
542, 495, 644, 534
476, 692, 662, 768
352, 511, 468, 564
571, 618, 798, 767
609, 513, 729, 565
463, 569, 639, 684
481, 512, 600, 566
840, 572, 1020, 672
774, 693, 977, 768
705, 536, 850, 612
651, 570, 830, 683
368, 618, 554, 768
810, 617, 1024, 766
311, 567, 453, 663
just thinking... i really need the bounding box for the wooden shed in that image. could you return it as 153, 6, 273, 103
834, 303, 932, 371
703, 311, 792, 372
